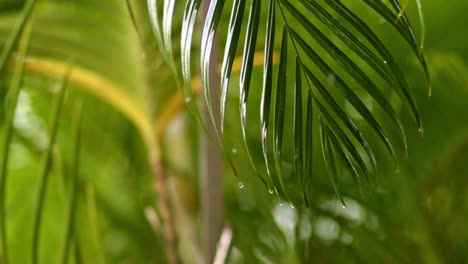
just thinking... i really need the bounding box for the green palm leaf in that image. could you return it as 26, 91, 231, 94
150, 0, 429, 204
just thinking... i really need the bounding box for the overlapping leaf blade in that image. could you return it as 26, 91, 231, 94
260, 0, 277, 190
220, 0, 246, 132
293, 58, 305, 202
323, 0, 423, 135
285, 3, 399, 171
272, 29, 289, 199
181, 0, 201, 104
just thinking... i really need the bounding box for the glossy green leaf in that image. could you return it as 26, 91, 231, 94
260, 0, 276, 190
299, 0, 409, 153
220, 0, 246, 132
303, 0, 395, 84
272, 28, 289, 200
198, 0, 242, 182
172, 0, 427, 202
181, 0, 201, 103
326, 122, 364, 197
238, 0, 269, 186
303, 89, 313, 205
323, 0, 423, 134
363, 0, 430, 94
291, 31, 398, 172
315, 98, 372, 185
284, 1, 405, 165
162, 0, 179, 80
320, 123, 345, 206
304, 68, 373, 184
293, 57, 305, 203
147, 0, 165, 52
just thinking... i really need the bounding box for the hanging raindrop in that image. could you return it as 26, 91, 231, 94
418, 127, 424, 136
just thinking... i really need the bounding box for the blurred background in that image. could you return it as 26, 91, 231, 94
0, 0, 467, 263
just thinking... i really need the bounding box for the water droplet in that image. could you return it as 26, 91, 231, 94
184, 97, 191, 103
418, 127, 424, 136
238, 182, 244, 189
279, 201, 284, 206
232, 148, 238, 154
289, 203, 295, 209
383, 60, 388, 64
268, 189, 274, 194
342, 205, 347, 209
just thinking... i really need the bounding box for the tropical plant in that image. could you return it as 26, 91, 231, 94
0, 0, 467, 263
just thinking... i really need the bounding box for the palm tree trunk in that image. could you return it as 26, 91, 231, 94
200, 1, 224, 262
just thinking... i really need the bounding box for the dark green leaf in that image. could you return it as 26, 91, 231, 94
323, 0, 423, 135
237, 0, 269, 186
272, 28, 289, 200
303, 89, 314, 205
293, 57, 305, 204
260, 0, 276, 190
304, 68, 373, 184
363, 0, 430, 94
284, 1, 404, 167
292, 31, 398, 172
320, 123, 345, 206
220, 0, 246, 132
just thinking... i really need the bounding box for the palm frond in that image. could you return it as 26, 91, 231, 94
150, 0, 428, 205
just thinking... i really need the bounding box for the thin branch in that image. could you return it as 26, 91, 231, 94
150, 151, 180, 264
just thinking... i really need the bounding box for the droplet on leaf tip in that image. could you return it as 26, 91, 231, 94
418, 127, 424, 136
238, 182, 244, 189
